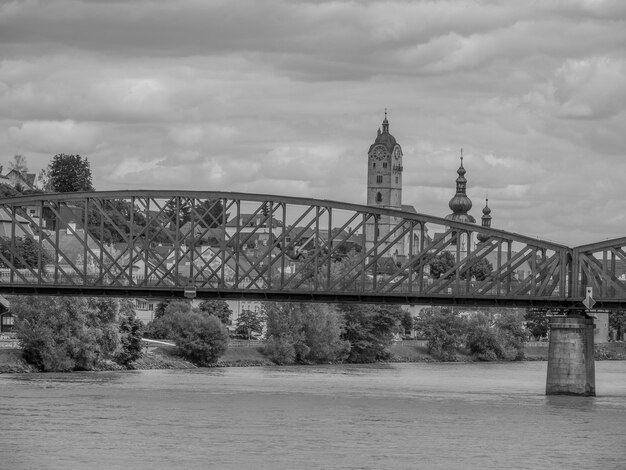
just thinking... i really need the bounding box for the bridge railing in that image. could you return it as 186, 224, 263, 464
0, 191, 574, 305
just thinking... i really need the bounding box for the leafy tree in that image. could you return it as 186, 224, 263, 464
468, 258, 493, 281
466, 312, 501, 361
171, 312, 228, 366
401, 310, 413, 335
13, 296, 120, 371
263, 303, 349, 364
47, 154, 94, 193
414, 307, 465, 361
495, 309, 526, 360
263, 302, 309, 364
154, 299, 177, 319
429, 252, 455, 280
198, 300, 232, 325
144, 300, 228, 365
0, 236, 52, 269
196, 199, 228, 228
300, 304, 350, 363
145, 300, 191, 338
340, 304, 403, 363
115, 301, 144, 365
524, 308, 549, 340
235, 308, 265, 338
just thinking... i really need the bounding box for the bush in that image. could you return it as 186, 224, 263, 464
171, 313, 228, 366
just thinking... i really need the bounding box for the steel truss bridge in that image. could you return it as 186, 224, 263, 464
0, 191, 625, 309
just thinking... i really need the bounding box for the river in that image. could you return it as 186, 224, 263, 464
1, 361, 625, 470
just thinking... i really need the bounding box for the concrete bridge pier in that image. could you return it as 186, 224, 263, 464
545, 314, 595, 396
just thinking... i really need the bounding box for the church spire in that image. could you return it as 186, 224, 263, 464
445, 149, 475, 223
477, 196, 492, 243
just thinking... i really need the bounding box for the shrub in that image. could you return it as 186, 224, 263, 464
171, 313, 228, 366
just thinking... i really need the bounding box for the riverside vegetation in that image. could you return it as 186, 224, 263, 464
4, 296, 626, 373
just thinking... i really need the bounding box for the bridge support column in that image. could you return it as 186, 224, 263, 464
546, 314, 595, 396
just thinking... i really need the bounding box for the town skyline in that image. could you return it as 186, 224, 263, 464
2, 1, 626, 247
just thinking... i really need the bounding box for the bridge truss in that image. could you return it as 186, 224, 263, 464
0, 191, 624, 308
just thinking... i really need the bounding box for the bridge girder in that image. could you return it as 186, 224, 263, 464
0, 191, 621, 308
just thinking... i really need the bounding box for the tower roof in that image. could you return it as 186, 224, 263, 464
477, 197, 492, 243
445, 150, 475, 223
368, 111, 399, 154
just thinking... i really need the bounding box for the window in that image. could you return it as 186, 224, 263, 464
383, 162, 387, 168
372, 162, 376, 168
395, 176, 399, 183
376, 192, 382, 203
376, 175, 383, 184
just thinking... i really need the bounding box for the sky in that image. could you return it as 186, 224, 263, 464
1, 0, 626, 247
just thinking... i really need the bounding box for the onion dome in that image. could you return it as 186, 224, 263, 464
368, 110, 398, 154
477, 197, 492, 243
445, 150, 476, 224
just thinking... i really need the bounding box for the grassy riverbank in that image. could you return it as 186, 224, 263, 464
2, 341, 626, 373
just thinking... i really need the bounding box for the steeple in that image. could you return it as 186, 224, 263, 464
382, 108, 389, 133
477, 197, 492, 243
445, 149, 475, 223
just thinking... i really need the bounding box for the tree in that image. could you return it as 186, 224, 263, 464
465, 312, 501, 361
198, 300, 232, 325
300, 304, 350, 363
13, 296, 120, 372
524, 308, 549, 340
154, 299, 176, 319
235, 308, 265, 338
145, 300, 191, 338
47, 154, 94, 192
401, 310, 413, 336
468, 258, 493, 281
171, 312, 229, 366
144, 300, 228, 365
414, 307, 465, 361
115, 301, 144, 365
340, 304, 403, 363
495, 309, 526, 360
262, 302, 309, 364
263, 303, 349, 364
0, 236, 52, 269
429, 252, 455, 280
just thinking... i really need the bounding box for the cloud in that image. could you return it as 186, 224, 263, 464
1, 0, 626, 246
7, 120, 101, 154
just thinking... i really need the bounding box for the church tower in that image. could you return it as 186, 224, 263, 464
366, 112, 405, 256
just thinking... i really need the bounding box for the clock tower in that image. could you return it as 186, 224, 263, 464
366, 112, 405, 256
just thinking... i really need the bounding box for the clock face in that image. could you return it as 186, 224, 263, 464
375, 147, 385, 160
394, 149, 401, 160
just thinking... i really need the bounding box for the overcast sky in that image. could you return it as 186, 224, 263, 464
1, 0, 625, 246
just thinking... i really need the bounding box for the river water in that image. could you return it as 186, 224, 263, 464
1, 361, 625, 470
